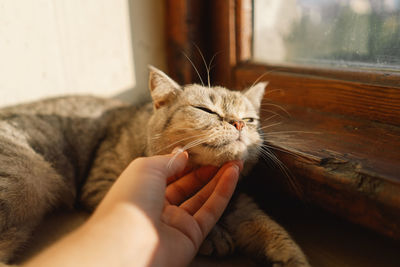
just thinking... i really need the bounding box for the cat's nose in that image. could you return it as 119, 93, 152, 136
231, 120, 245, 131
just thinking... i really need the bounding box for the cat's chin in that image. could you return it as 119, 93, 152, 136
188, 144, 248, 167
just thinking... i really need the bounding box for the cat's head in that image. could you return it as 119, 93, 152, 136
146, 66, 266, 167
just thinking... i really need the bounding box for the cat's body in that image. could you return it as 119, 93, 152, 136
0, 67, 309, 266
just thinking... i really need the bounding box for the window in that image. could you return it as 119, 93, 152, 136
254, 0, 400, 70
166, 0, 400, 240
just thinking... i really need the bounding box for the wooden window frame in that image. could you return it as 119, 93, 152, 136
165, 0, 400, 239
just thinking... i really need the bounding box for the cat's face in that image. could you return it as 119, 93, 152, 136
147, 66, 266, 167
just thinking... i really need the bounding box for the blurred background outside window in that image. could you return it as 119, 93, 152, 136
254, 0, 400, 71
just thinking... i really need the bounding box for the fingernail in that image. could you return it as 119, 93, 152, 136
172, 146, 184, 154
237, 161, 244, 172
231, 160, 243, 172
172, 146, 189, 159
231, 164, 240, 175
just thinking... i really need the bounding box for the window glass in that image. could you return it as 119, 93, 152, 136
253, 0, 400, 70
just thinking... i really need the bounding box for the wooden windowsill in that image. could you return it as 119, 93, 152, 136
258, 101, 400, 239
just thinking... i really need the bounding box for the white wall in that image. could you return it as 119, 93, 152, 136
0, 0, 166, 107
123, 0, 166, 105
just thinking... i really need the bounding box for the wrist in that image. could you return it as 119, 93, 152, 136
87, 203, 160, 264
26, 203, 160, 267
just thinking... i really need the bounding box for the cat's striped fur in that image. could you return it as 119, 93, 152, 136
0, 66, 309, 266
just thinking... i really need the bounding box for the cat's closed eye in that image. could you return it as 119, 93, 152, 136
193, 106, 220, 117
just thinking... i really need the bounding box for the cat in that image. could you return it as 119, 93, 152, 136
0, 66, 309, 266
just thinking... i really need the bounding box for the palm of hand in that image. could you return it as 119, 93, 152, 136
157, 163, 240, 266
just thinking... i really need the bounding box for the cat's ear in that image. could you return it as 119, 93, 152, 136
148, 65, 182, 109
243, 82, 268, 110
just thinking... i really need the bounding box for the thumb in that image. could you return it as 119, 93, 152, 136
94, 148, 189, 219
140, 147, 189, 181
120, 148, 188, 219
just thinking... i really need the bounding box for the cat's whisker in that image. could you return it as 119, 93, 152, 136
248, 69, 280, 89
264, 88, 284, 96
258, 146, 303, 197
262, 114, 281, 122
260, 109, 285, 119
258, 147, 284, 172
166, 137, 210, 169
206, 51, 220, 87
184, 133, 222, 152
194, 44, 211, 88
164, 126, 220, 147
260, 132, 310, 147
261, 131, 317, 147
164, 132, 212, 151
263, 149, 301, 196
260, 122, 282, 130
173, 126, 208, 132
150, 133, 164, 140
209, 63, 216, 72
260, 103, 291, 117
263, 139, 308, 146
181, 139, 208, 152
261, 144, 300, 158
155, 131, 211, 154
182, 132, 219, 151
265, 131, 321, 135
261, 133, 308, 140
182, 51, 205, 86
167, 149, 184, 169
208, 52, 218, 70
167, 132, 219, 168
257, 149, 276, 169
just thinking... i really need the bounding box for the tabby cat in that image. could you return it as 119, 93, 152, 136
0, 66, 309, 266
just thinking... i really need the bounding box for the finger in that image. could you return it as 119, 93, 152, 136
165, 165, 218, 205
132, 149, 189, 184
101, 150, 189, 220
193, 165, 239, 238
167, 164, 194, 184
180, 161, 242, 215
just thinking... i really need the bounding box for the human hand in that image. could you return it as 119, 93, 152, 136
94, 148, 242, 266
25, 149, 242, 267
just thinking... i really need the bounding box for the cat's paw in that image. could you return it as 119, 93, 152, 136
264, 241, 310, 267
198, 225, 235, 257
270, 254, 310, 267
272, 260, 310, 267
